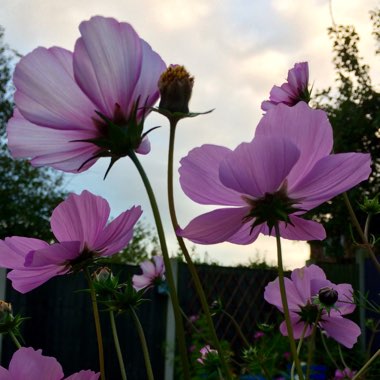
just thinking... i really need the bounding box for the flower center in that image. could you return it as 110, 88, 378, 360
298, 301, 320, 325
242, 182, 302, 232
68, 247, 97, 273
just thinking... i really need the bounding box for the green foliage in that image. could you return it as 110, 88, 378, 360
0, 26, 66, 241
310, 10, 380, 259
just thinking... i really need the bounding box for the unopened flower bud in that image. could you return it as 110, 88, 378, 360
93, 267, 112, 282
0, 301, 12, 318
318, 287, 338, 306
158, 65, 194, 114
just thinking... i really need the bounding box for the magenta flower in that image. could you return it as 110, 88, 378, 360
0, 190, 142, 293
132, 256, 165, 291
7, 16, 166, 173
0, 347, 99, 380
261, 62, 310, 111
197, 345, 218, 365
334, 368, 356, 380
264, 264, 361, 348
178, 102, 371, 244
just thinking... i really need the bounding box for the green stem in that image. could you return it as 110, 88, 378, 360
221, 309, 250, 347
352, 349, 380, 380
109, 311, 127, 380
320, 331, 338, 368
129, 306, 154, 380
364, 213, 372, 242
343, 192, 380, 273
128, 150, 191, 380
338, 344, 349, 369
274, 223, 304, 380
166, 120, 232, 379
84, 268, 106, 380
291, 323, 308, 380
9, 331, 22, 349
306, 310, 322, 380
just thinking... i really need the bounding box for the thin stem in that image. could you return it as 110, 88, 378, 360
343, 193, 380, 273
221, 309, 250, 347
109, 311, 127, 380
217, 367, 224, 380
84, 268, 106, 380
338, 345, 349, 369
306, 310, 322, 380
366, 320, 380, 359
320, 331, 338, 368
129, 306, 154, 380
352, 349, 380, 380
128, 150, 191, 380
274, 223, 304, 380
166, 120, 232, 379
364, 213, 372, 242
291, 323, 308, 380
9, 331, 22, 349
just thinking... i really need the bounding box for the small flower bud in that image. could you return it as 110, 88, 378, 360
0, 301, 12, 319
92, 267, 112, 282
158, 65, 194, 114
318, 287, 338, 306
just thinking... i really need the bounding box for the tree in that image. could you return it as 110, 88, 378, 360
309, 9, 380, 260
0, 26, 66, 241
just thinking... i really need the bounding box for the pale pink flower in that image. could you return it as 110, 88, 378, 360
334, 368, 356, 380
132, 256, 165, 291
264, 265, 361, 348
7, 16, 166, 173
0, 347, 99, 380
197, 345, 218, 365
178, 103, 371, 244
261, 62, 310, 111
0, 190, 142, 293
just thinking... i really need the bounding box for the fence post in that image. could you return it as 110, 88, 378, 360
164, 259, 178, 380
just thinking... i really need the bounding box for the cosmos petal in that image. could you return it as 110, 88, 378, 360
13, 47, 97, 130
25, 241, 82, 267
0, 236, 49, 268
178, 207, 249, 244
8, 110, 100, 173
274, 216, 326, 241
7, 265, 68, 293
74, 16, 143, 117
219, 136, 300, 198
322, 317, 361, 348
94, 206, 142, 256
65, 371, 100, 380
8, 347, 64, 380
290, 152, 372, 210
256, 103, 333, 188
51, 191, 110, 247
179, 144, 243, 206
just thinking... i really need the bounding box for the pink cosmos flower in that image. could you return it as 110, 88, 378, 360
178, 102, 371, 244
0, 190, 142, 293
0, 347, 99, 380
197, 345, 218, 365
264, 265, 361, 348
7, 16, 166, 173
334, 368, 356, 380
132, 256, 165, 291
261, 62, 309, 111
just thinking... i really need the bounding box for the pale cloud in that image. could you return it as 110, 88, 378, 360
1, 0, 378, 269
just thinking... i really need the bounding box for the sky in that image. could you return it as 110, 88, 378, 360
1, 0, 379, 269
